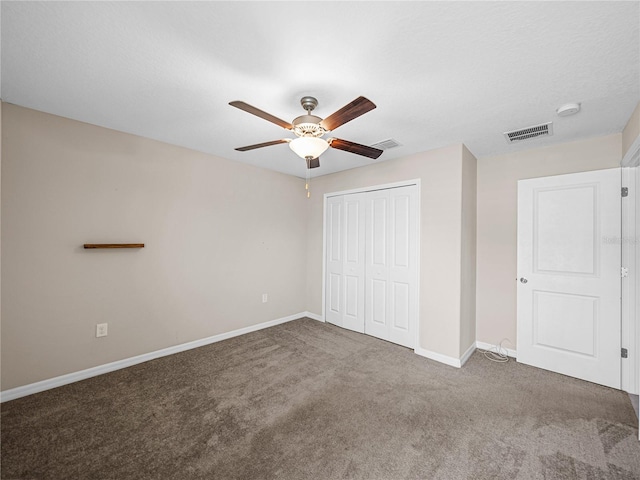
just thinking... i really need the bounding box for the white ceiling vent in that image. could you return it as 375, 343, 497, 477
503, 122, 553, 143
371, 138, 402, 150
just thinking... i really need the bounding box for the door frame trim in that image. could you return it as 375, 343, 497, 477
321, 179, 422, 350
622, 167, 639, 394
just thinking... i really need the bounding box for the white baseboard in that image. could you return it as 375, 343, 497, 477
304, 311, 324, 322
459, 342, 476, 367
2, 313, 519, 402
476, 340, 517, 358
0, 312, 308, 403
414, 341, 517, 369
414, 347, 465, 368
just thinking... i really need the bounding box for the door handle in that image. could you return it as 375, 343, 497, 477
520, 277, 528, 284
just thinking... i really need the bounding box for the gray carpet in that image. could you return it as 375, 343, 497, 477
2, 318, 639, 479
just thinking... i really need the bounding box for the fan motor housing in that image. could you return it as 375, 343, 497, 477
292, 115, 326, 138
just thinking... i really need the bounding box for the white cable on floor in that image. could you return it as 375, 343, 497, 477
480, 338, 513, 363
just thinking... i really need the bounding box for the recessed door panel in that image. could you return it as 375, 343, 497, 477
329, 201, 342, 263
392, 194, 410, 268
329, 273, 341, 314
533, 291, 597, 357
372, 279, 386, 325
372, 197, 387, 266
345, 275, 359, 318
391, 282, 410, 331
534, 185, 597, 275
346, 199, 361, 264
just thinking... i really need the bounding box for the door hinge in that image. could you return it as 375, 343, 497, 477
622, 348, 628, 358
621, 267, 629, 278
622, 187, 628, 197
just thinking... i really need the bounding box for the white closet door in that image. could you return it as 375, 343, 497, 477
326, 185, 418, 347
325, 194, 366, 332
365, 189, 390, 340
365, 185, 418, 348
388, 186, 418, 348
342, 193, 366, 332
325, 196, 344, 327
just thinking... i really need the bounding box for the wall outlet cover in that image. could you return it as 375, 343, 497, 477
96, 323, 108, 338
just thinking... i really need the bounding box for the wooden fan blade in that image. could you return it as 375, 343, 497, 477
235, 139, 289, 151
319, 96, 376, 131
329, 138, 383, 159
229, 101, 293, 130
307, 157, 320, 169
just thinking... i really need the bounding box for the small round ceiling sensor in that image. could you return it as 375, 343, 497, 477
556, 103, 581, 117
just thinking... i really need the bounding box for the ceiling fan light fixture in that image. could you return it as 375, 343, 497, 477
289, 137, 329, 160
231, 96, 380, 163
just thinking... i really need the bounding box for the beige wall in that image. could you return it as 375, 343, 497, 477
306, 145, 469, 358
623, 102, 640, 159
6, 98, 631, 392
476, 134, 622, 347
460, 146, 477, 354
1, 104, 308, 390
0, 101, 3, 382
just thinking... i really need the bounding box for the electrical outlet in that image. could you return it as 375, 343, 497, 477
262, 294, 268, 303
96, 323, 108, 338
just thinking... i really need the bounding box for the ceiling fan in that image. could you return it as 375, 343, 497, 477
229, 96, 383, 169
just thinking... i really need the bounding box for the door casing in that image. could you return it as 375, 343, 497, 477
621, 167, 639, 395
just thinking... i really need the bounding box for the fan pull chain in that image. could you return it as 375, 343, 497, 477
305, 157, 312, 198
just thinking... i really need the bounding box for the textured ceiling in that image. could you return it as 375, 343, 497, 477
2, 1, 639, 178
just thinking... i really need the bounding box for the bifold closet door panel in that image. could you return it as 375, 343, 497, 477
342, 193, 366, 333
365, 185, 418, 348
325, 194, 366, 332
387, 186, 418, 348
325, 196, 344, 327
365, 189, 390, 340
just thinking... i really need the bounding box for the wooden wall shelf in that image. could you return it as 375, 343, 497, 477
84, 244, 144, 249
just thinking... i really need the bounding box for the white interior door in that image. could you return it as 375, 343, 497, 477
325, 196, 344, 327
365, 189, 390, 340
325, 194, 365, 332
388, 186, 419, 348
517, 168, 621, 389
342, 193, 366, 332
365, 186, 418, 348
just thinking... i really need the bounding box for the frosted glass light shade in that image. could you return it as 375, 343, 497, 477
289, 137, 329, 159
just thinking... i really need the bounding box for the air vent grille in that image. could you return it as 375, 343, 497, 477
504, 122, 553, 143
371, 138, 402, 150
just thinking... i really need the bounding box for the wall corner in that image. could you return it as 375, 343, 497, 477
622, 102, 640, 167
460, 144, 477, 358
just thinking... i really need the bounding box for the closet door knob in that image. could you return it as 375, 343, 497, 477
520, 277, 528, 284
